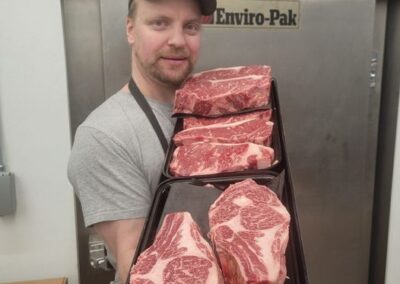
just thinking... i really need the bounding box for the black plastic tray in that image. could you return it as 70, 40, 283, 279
127, 172, 307, 284
270, 80, 309, 283
162, 80, 282, 180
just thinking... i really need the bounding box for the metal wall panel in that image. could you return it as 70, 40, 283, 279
64, 0, 383, 283
62, 0, 114, 283
100, 0, 131, 97
370, 0, 400, 283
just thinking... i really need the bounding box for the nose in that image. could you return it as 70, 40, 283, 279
167, 26, 186, 48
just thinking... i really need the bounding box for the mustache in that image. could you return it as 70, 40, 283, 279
158, 48, 189, 58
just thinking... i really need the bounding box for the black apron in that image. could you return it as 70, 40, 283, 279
128, 77, 169, 154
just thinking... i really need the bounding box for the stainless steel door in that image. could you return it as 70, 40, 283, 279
63, 0, 383, 283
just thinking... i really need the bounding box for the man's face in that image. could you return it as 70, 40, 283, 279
127, 0, 202, 87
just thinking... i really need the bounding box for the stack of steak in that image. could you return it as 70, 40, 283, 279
209, 179, 290, 284
130, 179, 290, 284
130, 212, 224, 284
130, 65, 292, 284
170, 65, 275, 177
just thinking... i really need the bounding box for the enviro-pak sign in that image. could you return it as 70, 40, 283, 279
204, 0, 300, 29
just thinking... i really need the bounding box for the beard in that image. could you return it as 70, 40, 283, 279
135, 47, 195, 88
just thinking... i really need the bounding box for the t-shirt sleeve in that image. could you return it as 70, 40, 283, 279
68, 125, 151, 227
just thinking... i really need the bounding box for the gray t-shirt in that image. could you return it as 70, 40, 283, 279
68, 90, 176, 227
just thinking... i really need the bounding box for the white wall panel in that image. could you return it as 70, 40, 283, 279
386, 86, 400, 284
0, 0, 78, 283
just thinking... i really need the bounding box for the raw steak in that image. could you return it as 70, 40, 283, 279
130, 212, 223, 284
208, 179, 290, 284
169, 142, 274, 176
173, 66, 272, 116
173, 118, 273, 146
183, 109, 272, 130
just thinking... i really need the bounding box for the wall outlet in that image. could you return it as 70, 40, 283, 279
0, 171, 16, 216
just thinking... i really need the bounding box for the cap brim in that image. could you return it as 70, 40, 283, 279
129, 0, 216, 16
199, 0, 216, 15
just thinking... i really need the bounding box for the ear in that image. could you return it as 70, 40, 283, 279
126, 17, 135, 45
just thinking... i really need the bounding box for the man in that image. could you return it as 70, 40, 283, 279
67, 0, 216, 283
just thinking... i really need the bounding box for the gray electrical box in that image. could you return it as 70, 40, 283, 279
0, 171, 16, 216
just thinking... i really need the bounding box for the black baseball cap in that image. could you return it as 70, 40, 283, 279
196, 0, 217, 15
128, 0, 217, 16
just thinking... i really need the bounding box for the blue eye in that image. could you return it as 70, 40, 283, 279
185, 23, 201, 35
151, 19, 168, 30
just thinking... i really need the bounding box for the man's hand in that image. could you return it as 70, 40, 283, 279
94, 218, 145, 283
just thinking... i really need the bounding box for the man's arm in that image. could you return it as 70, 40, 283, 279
94, 218, 145, 283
